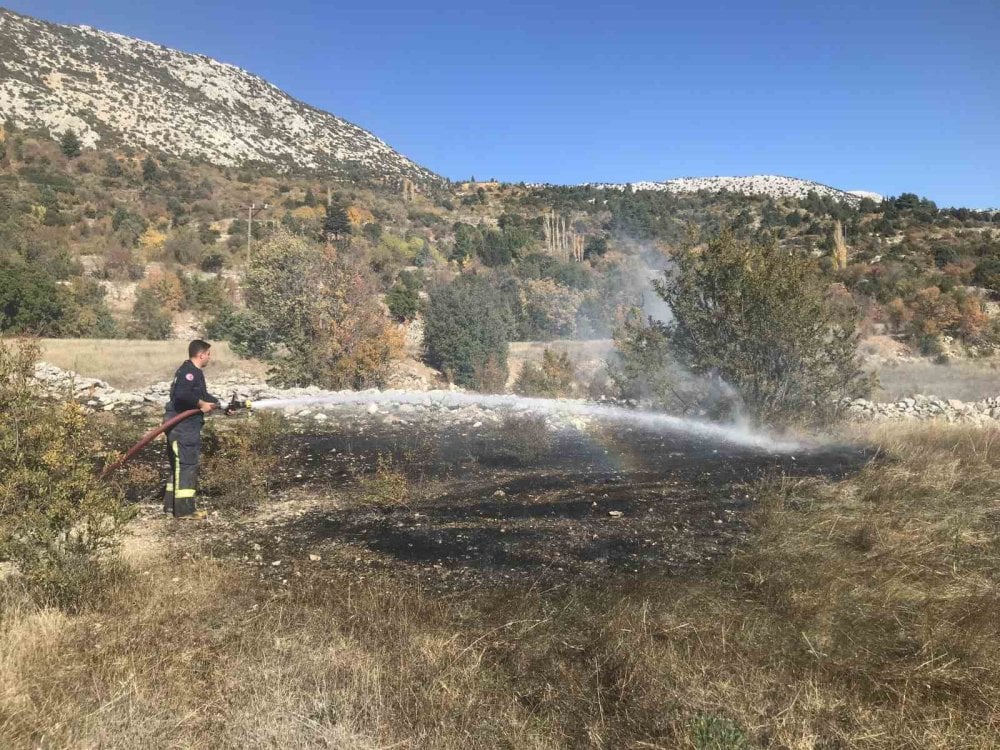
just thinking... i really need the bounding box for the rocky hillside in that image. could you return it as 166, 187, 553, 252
587, 175, 881, 205
0, 8, 439, 183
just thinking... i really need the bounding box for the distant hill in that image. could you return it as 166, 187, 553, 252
585, 175, 882, 206
0, 7, 439, 183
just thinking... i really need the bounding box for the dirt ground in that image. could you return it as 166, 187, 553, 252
142, 416, 873, 592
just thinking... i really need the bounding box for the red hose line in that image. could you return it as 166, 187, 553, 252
99, 408, 202, 480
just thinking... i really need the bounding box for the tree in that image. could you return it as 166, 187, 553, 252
520, 279, 583, 339
424, 274, 516, 387
973, 258, 1000, 294
651, 231, 870, 425
583, 236, 609, 259
323, 196, 352, 243
243, 230, 401, 388
450, 223, 483, 266
112, 207, 147, 246
59, 129, 82, 158
0, 263, 66, 334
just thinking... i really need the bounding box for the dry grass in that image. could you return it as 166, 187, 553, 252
2, 422, 1000, 748
871, 358, 1000, 401
37, 339, 268, 389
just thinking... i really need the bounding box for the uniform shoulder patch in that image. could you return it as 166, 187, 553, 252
185, 373, 195, 381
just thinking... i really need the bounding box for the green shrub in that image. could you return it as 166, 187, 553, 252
0, 339, 132, 608
385, 282, 421, 321
513, 349, 577, 398
200, 412, 285, 510
128, 288, 173, 339
689, 714, 750, 750
206, 305, 275, 358
200, 252, 225, 273
179, 272, 227, 313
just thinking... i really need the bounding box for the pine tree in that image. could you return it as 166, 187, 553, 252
59, 129, 82, 158
323, 197, 351, 243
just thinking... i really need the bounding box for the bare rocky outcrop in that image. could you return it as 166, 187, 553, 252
0, 8, 439, 183
582, 175, 879, 206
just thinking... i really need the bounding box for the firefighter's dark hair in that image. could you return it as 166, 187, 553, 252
188, 339, 211, 358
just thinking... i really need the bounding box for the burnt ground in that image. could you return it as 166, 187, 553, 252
157, 416, 875, 590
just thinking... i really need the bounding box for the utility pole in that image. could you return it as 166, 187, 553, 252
239, 202, 269, 256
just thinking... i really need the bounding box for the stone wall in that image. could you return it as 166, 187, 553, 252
843, 395, 1000, 424
31, 361, 1000, 425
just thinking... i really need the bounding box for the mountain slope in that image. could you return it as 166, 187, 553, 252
587, 175, 882, 205
0, 8, 438, 183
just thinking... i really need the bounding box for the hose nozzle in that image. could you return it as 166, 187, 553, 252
224, 392, 253, 416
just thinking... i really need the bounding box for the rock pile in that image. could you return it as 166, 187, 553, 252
32, 362, 1000, 427
843, 396, 1000, 424
31, 363, 273, 416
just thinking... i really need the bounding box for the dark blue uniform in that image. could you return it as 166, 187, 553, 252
163, 360, 219, 516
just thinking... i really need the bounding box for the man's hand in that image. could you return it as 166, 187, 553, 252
198, 400, 217, 414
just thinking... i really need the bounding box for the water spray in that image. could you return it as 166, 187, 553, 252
101, 389, 803, 481
251, 390, 805, 453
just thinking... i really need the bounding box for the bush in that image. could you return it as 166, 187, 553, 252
200, 252, 225, 273
200, 412, 285, 510
652, 231, 870, 426
973, 258, 1000, 293
179, 273, 227, 313
496, 412, 550, 463
385, 282, 421, 321
129, 288, 173, 339
58, 278, 118, 338
356, 454, 409, 507
163, 226, 205, 265
513, 349, 577, 398
0, 339, 132, 608
424, 274, 516, 387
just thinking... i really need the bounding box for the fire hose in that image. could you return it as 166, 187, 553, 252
99, 394, 251, 480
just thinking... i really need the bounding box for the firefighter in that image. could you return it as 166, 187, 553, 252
163, 339, 220, 519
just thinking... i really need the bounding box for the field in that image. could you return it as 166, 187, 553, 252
37, 338, 269, 389
3, 410, 999, 748
872, 358, 1000, 401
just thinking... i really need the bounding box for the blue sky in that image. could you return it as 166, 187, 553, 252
8, 0, 999, 207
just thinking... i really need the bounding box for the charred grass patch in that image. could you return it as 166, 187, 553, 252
2, 423, 998, 748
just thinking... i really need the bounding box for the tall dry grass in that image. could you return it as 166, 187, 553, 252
2, 422, 999, 748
